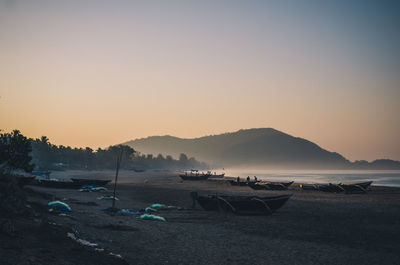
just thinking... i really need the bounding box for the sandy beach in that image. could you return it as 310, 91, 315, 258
2, 170, 400, 265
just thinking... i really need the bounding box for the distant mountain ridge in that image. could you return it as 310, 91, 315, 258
123, 128, 400, 169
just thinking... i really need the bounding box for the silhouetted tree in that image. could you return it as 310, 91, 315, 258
28, 135, 207, 171
0, 130, 34, 173
179, 153, 188, 162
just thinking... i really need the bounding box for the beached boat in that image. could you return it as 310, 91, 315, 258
209, 173, 225, 178
300, 181, 373, 193
179, 173, 211, 181
339, 181, 373, 193
71, 178, 111, 186
207, 171, 225, 178
318, 183, 344, 193
229, 180, 293, 190
352, 181, 373, 189
179, 170, 211, 181
299, 183, 320, 190
248, 181, 294, 190
196, 194, 292, 215
228, 180, 253, 186
33, 179, 84, 189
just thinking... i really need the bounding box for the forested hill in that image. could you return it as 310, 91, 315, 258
124, 128, 348, 168
124, 128, 400, 169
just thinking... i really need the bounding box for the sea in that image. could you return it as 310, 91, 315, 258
220, 169, 400, 187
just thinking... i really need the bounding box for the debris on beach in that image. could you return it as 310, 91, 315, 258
97, 195, 119, 201
67, 231, 126, 262
140, 214, 166, 222
151, 203, 177, 210
118, 209, 140, 215
109, 252, 123, 259
79, 185, 108, 192
67, 232, 98, 247
145, 207, 157, 213
48, 201, 72, 212
142, 204, 180, 214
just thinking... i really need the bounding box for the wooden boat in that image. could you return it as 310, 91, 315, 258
196, 194, 292, 215
300, 181, 373, 194
249, 181, 294, 190
71, 178, 111, 186
353, 181, 373, 189
33, 179, 84, 189
318, 183, 344, 193
299, 183, 343, 192
280, 181, 294, 188
179, 173, 211, 181
299, 183, 320, 190
179, 170, 212, 181
339, 181, 373, 193
208, 173, 225, 178
228, 180, 254, 186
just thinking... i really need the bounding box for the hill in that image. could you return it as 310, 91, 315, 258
124, 128, 353, 169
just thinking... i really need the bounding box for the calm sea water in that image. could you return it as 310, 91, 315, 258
221, 169, 400, 187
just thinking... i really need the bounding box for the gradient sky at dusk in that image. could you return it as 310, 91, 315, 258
1, 0, 399, 161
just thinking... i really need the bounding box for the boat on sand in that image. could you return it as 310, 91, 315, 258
228, 179, 294, 190
248, 181, 294, 190
300, 181, 373, 193
339, 181, 373, 193
33, 179, 83, 189
196, 194, 292, 215
179, 170, 211, 181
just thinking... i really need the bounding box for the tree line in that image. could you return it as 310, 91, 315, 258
1, 130, 208, 172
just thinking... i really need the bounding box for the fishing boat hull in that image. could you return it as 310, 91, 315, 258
209, 173, 225, 178
248, 181, 294, 190
197, 194, 292, 215
299, 184, 320, 190
339, 181, 373, 193
179, 174, 211, 181
318, 184, 344, 193
228, 180, 252, 186
300, 181, 373, 193
354, 181, 373, 189
32, 180, 84, 189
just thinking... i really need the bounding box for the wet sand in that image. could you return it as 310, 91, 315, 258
3, 170, 400, 265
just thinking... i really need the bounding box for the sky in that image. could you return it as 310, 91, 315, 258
0, 0, 399, 161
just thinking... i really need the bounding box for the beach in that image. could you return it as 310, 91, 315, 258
2, 170, 400, 265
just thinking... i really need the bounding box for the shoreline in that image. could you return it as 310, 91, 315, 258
42, 169, 400, 188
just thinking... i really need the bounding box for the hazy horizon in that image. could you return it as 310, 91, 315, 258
1, 0, 399, 161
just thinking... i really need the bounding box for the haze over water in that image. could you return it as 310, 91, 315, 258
223, 169, 400, 187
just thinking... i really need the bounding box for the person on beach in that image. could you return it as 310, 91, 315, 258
237, 176, 240, 183
254, 176, 258, 182
247, 176, 250, 183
